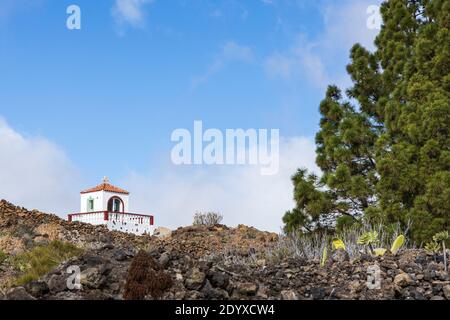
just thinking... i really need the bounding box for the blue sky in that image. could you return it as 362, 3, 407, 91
0, 0, 382, 231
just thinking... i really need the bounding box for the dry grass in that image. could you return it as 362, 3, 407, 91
12, 240, 83, 286
267, 222, 414, 263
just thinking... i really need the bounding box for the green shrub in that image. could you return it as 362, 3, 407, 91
12, 240, 83, 286
0, 250, 7, 265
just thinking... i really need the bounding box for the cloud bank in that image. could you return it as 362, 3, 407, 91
265, 0, 382, 89
0, 118, 80, 215
124, 136, 319, 232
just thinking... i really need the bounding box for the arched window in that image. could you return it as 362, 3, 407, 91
107, 196, 124, 213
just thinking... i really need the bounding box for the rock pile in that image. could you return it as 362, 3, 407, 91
1, 200, 449, 300
0, 200, 153, 252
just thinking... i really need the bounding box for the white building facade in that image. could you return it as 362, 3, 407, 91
68, 177, 154, 235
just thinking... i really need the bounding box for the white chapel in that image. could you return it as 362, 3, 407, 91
68, 177, 154, 235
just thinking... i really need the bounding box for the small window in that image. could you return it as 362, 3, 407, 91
87, 198, 94, 212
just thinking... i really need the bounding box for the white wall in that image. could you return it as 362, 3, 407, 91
80, 191, 104, 212
79, 191, 129, 213
107, 214, 154, 235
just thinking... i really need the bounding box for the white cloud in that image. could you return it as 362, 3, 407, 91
192, 41, 254, 88
0, 118, 80, 216
112, 0, 155, 30
265, 36, 331, 88
123, 136, 319, 232
265, 0, 382, 90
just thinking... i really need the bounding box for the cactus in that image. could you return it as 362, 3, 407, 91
390, 235, 405, 255
332, 238, 346, 251
373, 248, 387, 256
320, 246, 328, 267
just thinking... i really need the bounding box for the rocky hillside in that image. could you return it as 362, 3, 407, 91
0, 200, 449, 300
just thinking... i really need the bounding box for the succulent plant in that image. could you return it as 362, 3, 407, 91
433, 231, 449, 243
432, 231, 448, 272
390, 235, 405, 255
332, 238, 346, 251
425, 241, 440, 254
357, 231, 379, 254
373, 248, 387, 257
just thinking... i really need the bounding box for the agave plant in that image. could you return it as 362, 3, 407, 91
425, 241, 440, 255
432, 231, 448, 272
357, 231, 379, 254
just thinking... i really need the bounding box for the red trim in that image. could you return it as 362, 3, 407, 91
68, 211, 107, 218
104, 211, 109, 221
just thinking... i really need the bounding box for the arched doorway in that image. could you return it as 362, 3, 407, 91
107, 196, 124, 213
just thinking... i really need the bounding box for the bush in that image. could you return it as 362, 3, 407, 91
124, 251, 173, 300
0, 250, 7, 265
12, 240, 83, 286
193, 212, 223, 227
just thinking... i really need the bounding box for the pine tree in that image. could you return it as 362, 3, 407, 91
284, 0, 449, 243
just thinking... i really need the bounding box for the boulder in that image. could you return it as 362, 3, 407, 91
185, 268, 206, 291
48, 274, 68, 293
394, 273, 414, 287
235, 282, 258, 296
281, 290, 299, 300
153, 227, 172, 240
6, 287, 36, 300
207, 270, 230, 290
80, 267, 103, 289
443, 285, 450, 300
25, 280, 49, 298
158, 252, 170, 268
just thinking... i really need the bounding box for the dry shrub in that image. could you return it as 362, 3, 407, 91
124, 250, 173, 300
193, 212, 223, 227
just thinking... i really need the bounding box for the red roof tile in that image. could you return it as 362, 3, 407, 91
80, 183, 130, 195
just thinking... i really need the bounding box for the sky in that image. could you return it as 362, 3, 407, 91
0, 0, 382, 232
